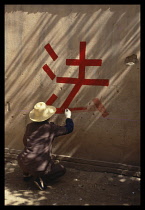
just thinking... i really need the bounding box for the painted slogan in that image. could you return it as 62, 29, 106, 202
42, 42, 109, 117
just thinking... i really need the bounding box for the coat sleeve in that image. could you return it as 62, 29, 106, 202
52, 118, 74, 138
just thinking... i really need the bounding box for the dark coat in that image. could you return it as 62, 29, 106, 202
17, 118, 74, 176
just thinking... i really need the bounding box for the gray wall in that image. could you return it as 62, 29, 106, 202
5, 5, 140, 166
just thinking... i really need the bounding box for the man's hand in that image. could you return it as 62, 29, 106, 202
65, 109, 71, 118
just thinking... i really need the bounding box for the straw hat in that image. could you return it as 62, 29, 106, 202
29, 102, 56, 122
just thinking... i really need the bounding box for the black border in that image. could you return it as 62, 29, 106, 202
2, 1, 143, 207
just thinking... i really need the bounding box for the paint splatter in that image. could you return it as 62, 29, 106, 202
92, 98, 109, 117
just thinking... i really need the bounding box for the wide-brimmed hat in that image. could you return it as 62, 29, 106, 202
29, 102, 56, 122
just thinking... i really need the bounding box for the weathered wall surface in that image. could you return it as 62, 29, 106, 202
5, 5, 140, 166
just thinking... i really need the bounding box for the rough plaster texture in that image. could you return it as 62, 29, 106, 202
5, 5, 140, 166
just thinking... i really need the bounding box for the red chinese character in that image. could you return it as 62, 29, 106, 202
42, 42, 109, 116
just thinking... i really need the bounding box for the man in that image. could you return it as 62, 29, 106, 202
17, 102, 74, 190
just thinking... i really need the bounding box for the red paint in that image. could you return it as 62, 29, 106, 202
82, 79, 109, 86
44, 42, 109, 114
57, 77, 80, 84
59, 83, 82, 110
66, 59, 102, 66
92, 98, 109, 117
42, 64, 56, 80
56, 108, 63, 114
57, 77, 109, 86
80, 41, 86, 61
54, 42, 108, 109
66, 60, 80, 65
66, 42, 102, 80
46, 94, 58, 105
79, 41, 86, 79
56, 103, 108, 114
56, 107, 87, 114
44, 43, 58, 61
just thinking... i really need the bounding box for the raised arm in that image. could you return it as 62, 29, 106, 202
52, 109, 74, 137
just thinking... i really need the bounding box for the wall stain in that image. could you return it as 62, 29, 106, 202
7, 102, 11, 112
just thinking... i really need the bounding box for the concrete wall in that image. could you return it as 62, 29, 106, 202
5, 5, 140, 166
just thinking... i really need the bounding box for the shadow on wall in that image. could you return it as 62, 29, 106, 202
5, 5, 140, 162
5, 4, 138, 15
